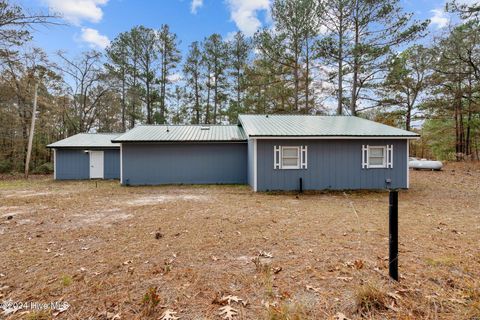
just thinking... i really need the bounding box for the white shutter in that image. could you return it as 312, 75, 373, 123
362, 145, 369, 169
301, 146, 308, 169
387, 145, 393, 168
274, 146, 281, 169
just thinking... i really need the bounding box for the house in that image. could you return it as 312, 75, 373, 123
113, 125, 247, 186
47, 133, 120, 180
238, 115, 418, 191
49, 115, 419, 191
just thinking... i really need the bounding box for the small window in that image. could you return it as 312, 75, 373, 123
362, 145, 393, 169
274, 145, 307, 169
368, 146, 386, 168
282, 146, 300, 169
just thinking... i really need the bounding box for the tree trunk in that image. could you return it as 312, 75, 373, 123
213, 75, 218, 124
454, 82, 462, 161
305, 35, 310, 113
406, 103, 412, 131
146, 80, 151, 124
337, 6, 344, 115
121, 71, 126, 132
194, 77, 200, 124
294, 40, 299, 112
350, 0, 359, 116
25, 82, 38, 178
160, 48, 167, 124
205, 72, 211, 124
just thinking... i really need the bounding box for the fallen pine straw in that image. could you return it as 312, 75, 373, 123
0, 162, 479, 319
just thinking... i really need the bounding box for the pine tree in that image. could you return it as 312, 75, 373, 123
202, 34, 229, 124
157, 24, 181, 124
183, 41, 204, 124
317, 0, 354, 115
106, 34, 129, 131
381, 45, 432, 131
135, 26, 159, 124
257, 0, 321, 113
227, 31, 251, 122
348, 0, 428, 115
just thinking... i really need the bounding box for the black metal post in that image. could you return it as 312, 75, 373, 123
299, 178, 303, 193
389, 190, 399, 281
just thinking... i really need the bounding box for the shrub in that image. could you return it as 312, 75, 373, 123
32, 162, 54, 174
142, 286, 161, 315
0, 160, 12, 173
355, 283, 388, 315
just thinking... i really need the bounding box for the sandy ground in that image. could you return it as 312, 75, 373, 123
0, 162, 479, 320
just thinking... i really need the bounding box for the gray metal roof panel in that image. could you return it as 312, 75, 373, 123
47, 133, 121, 148
238, 115, 419, 137
112, 125, 247, 142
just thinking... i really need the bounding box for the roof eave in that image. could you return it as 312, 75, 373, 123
247, 135, 420, 139
111, 140, 248, 143
46, 145, 120, 149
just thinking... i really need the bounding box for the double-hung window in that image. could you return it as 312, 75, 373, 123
274, 145, 307, 169
368, 146, 386, 168
362, 145, 393, 169
281, 146, 300, 169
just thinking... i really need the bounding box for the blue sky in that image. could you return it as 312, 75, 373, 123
19, 0, 458, 60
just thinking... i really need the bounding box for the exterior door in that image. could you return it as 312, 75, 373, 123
89, 151, 104, 179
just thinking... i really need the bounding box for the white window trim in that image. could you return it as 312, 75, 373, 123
301, 145, 307, 169
274, 145, 280, 169
281, 146, 301, 169
120, 143, 123, 185
253, 139, 258, 191
406, 141, 410, 188
368, 146, 387, 168
53, 148, 57, 180
362, 144, 394, 169
274, 145, 308, 170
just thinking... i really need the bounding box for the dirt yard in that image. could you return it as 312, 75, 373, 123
1, 163, 479, 320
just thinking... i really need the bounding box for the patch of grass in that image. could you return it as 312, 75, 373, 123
252, 257, 272, 274
355, 283, 388, 315
61, 275, 72, 287
26, 310, 51, 320
464, 281, 480, 319
265, 301, 305, 320
142, 286, 161, 315
425, 256, 456, 267
252, 257, 275, 298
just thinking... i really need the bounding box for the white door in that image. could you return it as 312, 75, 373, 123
89, 151, 104, 179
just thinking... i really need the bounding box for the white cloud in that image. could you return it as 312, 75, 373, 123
168, 72, 182, 82
430, 8, 449, 29
226, 0, 270, 37
190, 0, 203, 14
80, 27, 110, 49
224, 31, 237, 42
44, 0, 108, 25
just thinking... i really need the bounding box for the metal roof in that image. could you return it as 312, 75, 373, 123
238, 114, 419, 138
47, 133, 121, 148
112, 125, 247, 142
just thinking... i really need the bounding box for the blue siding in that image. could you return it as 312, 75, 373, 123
122, 143, 247, 185
55, 148, 120, 180
104, 149, 120, 179
256, 139, 408, 191
55, 149, 89, 180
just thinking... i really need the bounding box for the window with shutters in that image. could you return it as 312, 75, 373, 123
274, 145, 307, 169
362, 145, 393, 169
